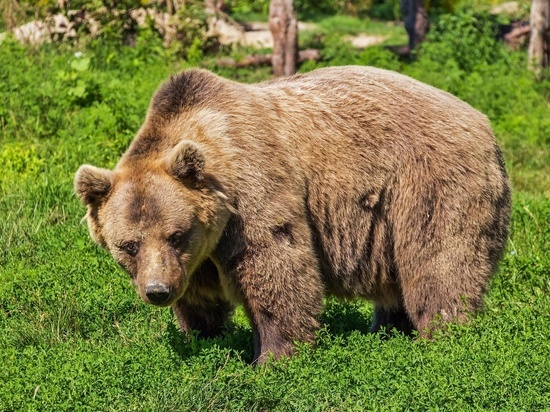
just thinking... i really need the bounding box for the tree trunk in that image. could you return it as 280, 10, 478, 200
269, 0, 298, 77
2, 0, 26, 30
204, 0, 216, 13
528, 0, 550, 72
401, 0, 429, 51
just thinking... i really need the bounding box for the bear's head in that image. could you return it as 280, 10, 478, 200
74, 140, 233, 307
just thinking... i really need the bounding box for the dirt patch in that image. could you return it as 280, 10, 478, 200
344, 33, 390, 48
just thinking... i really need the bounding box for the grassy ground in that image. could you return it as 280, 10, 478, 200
1, 13, 550, 411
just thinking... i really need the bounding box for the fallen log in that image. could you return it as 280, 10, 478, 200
501, 21, 530, 49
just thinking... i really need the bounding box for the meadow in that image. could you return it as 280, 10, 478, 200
1, 9, 549, 411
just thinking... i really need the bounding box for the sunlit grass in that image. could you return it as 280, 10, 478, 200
1, 19, 549, 410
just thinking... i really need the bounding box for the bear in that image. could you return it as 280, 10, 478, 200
74, 66, 511, 364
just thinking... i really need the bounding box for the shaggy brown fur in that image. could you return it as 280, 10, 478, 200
75, 66, 511, 364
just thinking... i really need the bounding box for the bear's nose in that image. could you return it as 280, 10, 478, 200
145, 283, 172, 305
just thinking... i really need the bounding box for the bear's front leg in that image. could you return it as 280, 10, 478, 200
172, 297, 233, 339
171, 259, 234, 338
230, 224, 324, 364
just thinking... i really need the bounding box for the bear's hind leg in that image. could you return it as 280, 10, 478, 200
370, 306, 415, 336
392, 185, 499, 336
399, 272, 485, 337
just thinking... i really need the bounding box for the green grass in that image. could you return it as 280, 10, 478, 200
298, 15, 408, 50
315, 14, 404, 38
1, 14, 550, 410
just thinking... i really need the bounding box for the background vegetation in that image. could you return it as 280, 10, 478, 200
1, 0, 549, 410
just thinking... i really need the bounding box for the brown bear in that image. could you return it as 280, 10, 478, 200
74, 66, 511, 364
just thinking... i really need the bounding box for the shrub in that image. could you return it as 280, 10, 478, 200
225, 0, 271, 15
417, 9, 507, 73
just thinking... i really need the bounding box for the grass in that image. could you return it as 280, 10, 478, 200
298, 15, 407, 50
1, 13, 550, 411
314, 14, 405, 38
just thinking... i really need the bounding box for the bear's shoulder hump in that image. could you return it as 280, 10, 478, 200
151, 69, 224, 118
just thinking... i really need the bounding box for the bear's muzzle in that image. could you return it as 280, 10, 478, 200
145, 283, 173, 305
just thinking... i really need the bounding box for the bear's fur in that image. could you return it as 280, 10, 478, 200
75, 66, 511, 363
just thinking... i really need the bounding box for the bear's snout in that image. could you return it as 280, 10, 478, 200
145, 283, 172, 305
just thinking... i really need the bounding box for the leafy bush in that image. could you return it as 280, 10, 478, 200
369, 0, 401, 20
297, 0, 375, 17
417, 9, 506, 72
0, 0, 56, 30
226, 0, 375, 19
225, 0, 271, 15
172, 1, 214, 62
0, 143, 45, 191
1, 0, 214, 60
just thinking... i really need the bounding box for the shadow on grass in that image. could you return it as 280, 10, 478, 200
321, 299, 374, 336
166, 320, 255, 363
165, 299, 411, 363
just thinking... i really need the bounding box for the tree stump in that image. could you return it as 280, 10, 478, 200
269, 0, 298, 76
528, 0, 550, 73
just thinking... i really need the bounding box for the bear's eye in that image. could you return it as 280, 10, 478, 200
168, 230, 190, 250
119, 241, 140, 257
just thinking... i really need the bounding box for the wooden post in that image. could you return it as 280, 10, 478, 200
528, 0, 550, 73
269, 0, 298, 76
401, 0, 429, 51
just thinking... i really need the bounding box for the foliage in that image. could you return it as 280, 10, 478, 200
418, 9, 506, 72
1, 8, 550, 411
0, 0, 54, 30
225, 0, 381, 20
225, 0, 271, 15
0, 0, 213, 60
223, 0, 463, 21
368, 0, 401, 20
296, 0, 375, 17
225, 0, 375, 18
172, 0, 213, 62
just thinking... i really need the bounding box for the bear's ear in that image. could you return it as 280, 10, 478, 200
167, 140, 205, 182
74, 165, 114, 206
